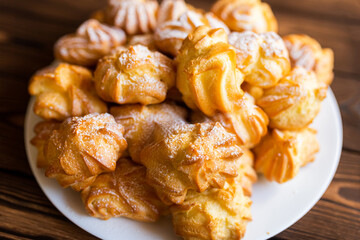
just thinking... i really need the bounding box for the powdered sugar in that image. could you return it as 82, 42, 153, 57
259, 32, 288, 58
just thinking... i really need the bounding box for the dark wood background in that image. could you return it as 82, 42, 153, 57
0, 0, 359, 239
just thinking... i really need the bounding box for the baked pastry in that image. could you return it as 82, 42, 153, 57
28, 63, 107, 121
204, 12, 230, 34
157, 0, 188, 24
128, 34, 157, 50
171, 177, 252, 240
44, 113, 127, 191
211, 0, 277, 33
177, 26, 244, 116
191, 93, 268, 148
254, 128, 319, 183
257, 67, 327, 130
94, 45, 176, 105
228, 31, 290, 88
154, 10, 208, 56
30, 121, 60, 168
110, 103, 187, 163
81, 158, 168, 221
283, 34, 334, 85
241, 82, 264, 100
236, 150, 257, 196
140, 122, 243, 205
105, 0, 158, 35
54, 19, 126, 66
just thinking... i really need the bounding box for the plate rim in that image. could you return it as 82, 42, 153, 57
24, 88, 343, 240
261, 88, 343, 238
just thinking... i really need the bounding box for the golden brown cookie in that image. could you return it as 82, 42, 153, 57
54, 19, 126, 66
157, 0, 188, 24
105, 0, 158, 35
128, 34, 157, 50
254, 128, 319, 183
94, 45, 176, 105
211, 0, 277, 33
81, 158, 168, 221
257, 67, 327, 130
204, 12, 230, 34
241, 82, 264, 100
177, 26, 244, 116
110, 103, 187, 163
140, 122, 243, 205
28, 63, 107, 121
191, 93, 268, 148
44, 113, 127, 191
283, 34, 334, 85
236, 150, 257, 196
154, 10, 208, 56
228, 31, 290, 88
30, 121, 60, 168
171, 177, 252, 240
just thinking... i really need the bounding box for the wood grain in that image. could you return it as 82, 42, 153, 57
0, 0, 359, 239
264, 0, 360, 22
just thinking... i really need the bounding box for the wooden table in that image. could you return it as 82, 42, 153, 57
0, 0, 359, 239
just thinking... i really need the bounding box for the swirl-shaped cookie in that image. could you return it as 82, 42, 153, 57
204, 12, 230, 34
28, 63, 107, 121
81, 158, 168, 221
283, 34, 334, 85
54, 19, 126, 66
254, 128, 319, 183
44, 113, 128, 191
241, 82, 264, 100
154, 10, 208, 56
171, 176, 252, 240
105, 0, 158, 35
228, 31, 290, 88
140, 122, 243, 205
257, 67, 327, 130
177, 26, 244, 116
128, 34, 156, 50
31, 121, 60, 168
157, 0, 188, 24
94, 45, 176, 105
211, 0, 277, 33
236, 150, 257, 196
110, 103, 187, 163
192, 93, 268, 148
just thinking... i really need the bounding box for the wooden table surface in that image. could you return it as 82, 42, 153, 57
0, 0, 359, 239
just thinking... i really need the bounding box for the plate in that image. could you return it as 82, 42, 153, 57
25, 88, 342, 240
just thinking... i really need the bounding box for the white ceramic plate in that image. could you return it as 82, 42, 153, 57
25, 88, 342, 240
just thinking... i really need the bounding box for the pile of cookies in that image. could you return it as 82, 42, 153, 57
28, 0, 334, 239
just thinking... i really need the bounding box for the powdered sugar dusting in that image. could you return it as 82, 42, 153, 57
106, 0, 158, 34
155, 11, 206, 41
259, 32, 288, 58
285, 40, 316, 70
229, 31, 259, 58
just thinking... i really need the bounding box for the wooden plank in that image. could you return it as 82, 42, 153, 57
331, 74, 360, 152
0, 76, 29, 112
0, 0, 105, 25
264, 0, 360, 22
275, 150, 360, 240
0, 171, 96, 240
0, 120, 31, 176
274, 13, 360, 75
0, 1, 358, 240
